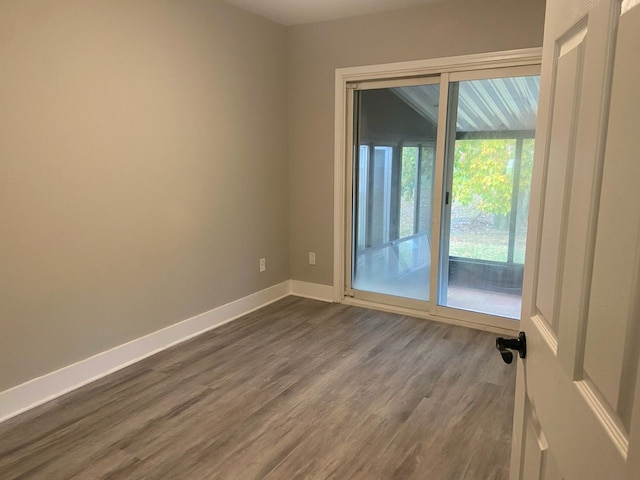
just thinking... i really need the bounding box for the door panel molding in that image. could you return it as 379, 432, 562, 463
533, 22, 586, 333
576, 376, 629, 456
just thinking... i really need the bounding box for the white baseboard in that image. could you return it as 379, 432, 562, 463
0, 281, 290, 424
2, 279, 512, 424
289, 280, 334, 302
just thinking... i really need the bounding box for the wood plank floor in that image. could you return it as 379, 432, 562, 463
0, 297, 516, 479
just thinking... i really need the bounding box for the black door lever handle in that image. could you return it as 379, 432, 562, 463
496, 332, 526, 364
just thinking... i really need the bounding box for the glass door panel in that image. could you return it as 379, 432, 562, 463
439, 75, 540, 318
351, 83, 439, 302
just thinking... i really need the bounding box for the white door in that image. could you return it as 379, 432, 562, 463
510, 0, 640, 479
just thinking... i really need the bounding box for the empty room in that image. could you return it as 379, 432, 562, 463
1, 0, 639, 479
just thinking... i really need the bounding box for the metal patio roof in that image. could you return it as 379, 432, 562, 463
393, 75, 540, 133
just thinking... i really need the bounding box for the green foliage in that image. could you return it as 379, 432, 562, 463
449, 138, 535, 262
453, 139, 515, 216
452, 138, 535, 217
400, 139, 535, 214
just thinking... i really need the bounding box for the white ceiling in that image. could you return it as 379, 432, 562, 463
223, 0, 447, 26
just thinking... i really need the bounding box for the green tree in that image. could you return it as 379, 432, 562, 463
453, 139, 515, 216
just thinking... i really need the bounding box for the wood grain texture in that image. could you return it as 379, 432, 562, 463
0, 297, 516, 479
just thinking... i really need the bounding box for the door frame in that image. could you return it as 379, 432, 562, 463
333, 48, 542, 334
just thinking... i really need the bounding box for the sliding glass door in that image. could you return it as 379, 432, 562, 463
346, 68, 540, 322
438, 75, 539, 319
351, 80, 439, 302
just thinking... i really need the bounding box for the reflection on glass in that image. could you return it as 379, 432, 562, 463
352, 84, 439, 301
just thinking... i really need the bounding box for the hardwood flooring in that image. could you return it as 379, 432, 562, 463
0, 296, 516, 479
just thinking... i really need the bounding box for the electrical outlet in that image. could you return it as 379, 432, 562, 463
308, 252, 316, 265
259, 258, 266, 272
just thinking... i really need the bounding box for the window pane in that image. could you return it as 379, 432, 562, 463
352, 84, 439, 302
440, 75, 540, 319
399, 146, 418, 238
356, 145, 370, 251
417, 146, 435, 234
449, 138, 516, 263
514, 138, 535, 264
369, 146, 393, 245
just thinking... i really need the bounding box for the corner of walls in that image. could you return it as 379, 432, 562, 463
289, 280, 334, 302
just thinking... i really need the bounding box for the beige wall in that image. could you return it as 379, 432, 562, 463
287, 0, 546, 285
0, 0, 288, 391
0, 0, 546, 394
